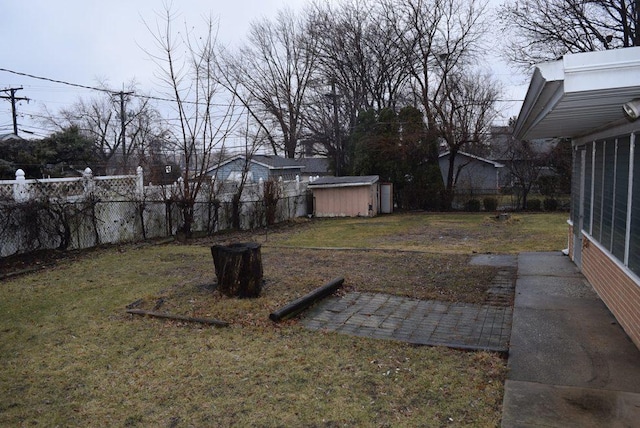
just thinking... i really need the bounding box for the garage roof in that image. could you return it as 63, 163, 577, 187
514, 47, 640, 140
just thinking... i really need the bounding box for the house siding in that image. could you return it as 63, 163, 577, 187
208, 158, 269, 182
581, 233, 640, 349
205, 156, 304, 183
438, 153, 502, 194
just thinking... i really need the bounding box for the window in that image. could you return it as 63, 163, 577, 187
601, 139, 616, 250
629, 136, 640, 274
580, 133, 640, 276
570, 146, 582, 227
612, 138, 630, 261
583, 142, 592, 233
591, 141, 604, 241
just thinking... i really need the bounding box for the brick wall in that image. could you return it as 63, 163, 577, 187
581, 234, 640, 349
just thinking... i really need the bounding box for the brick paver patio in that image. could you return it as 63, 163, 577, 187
302, 255, 516, 353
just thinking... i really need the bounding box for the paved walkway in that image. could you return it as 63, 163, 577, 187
502, 252, 640, 427
302, 254, 517, 353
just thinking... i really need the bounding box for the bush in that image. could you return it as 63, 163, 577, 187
543, 198, 559, 212
537, 176, 557, 196
483, 197, 498, 212
527, 199, 542, 211
465, 199, 481, 212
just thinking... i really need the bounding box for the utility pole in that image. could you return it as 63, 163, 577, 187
113, 89, 134, 173
325, 79, 341, 176
0, 87, 30, 136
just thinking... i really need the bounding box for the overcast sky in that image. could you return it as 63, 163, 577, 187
0, 0, 529, 139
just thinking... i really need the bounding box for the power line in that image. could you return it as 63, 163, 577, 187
0, 67, 235, 107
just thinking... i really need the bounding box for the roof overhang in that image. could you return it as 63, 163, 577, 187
308, 175, 379, 189
514, 47, 640, 140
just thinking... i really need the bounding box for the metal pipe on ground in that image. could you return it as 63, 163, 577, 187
269, 277, 345, 322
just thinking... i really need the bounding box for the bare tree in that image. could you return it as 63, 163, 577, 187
53, 96, 117, 174
145, 6, 238, 237
385, 0, 497, 209
499, 0, 640, 67
436, 71, 501, 205
504, 138, 550, 210
218, 8, 317, 159
46, 87, 167, 175
304, 0, 413, 171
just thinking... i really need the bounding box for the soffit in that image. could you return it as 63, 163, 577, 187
514, 47, 640, 140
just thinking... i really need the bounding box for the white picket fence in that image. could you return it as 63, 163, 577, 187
0, 167, 310, 257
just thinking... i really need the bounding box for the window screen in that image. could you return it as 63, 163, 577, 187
629, 137, 640, 275
583, 142, 592, 234
592, 141, 604, 240
601, 140, 616, 251
612, 138, 630, 261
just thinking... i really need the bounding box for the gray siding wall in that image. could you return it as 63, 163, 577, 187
207, 158, 270, 182
439, 155, 500, 194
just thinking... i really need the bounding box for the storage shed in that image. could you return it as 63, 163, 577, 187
308, 175, 380, 217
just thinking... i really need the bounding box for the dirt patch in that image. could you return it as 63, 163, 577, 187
128, 246, 498, 327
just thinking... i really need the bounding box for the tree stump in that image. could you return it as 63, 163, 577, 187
210, 242, 263, 298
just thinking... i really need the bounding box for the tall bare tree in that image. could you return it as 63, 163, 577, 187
499, 0, 640, 66
304, 0, 413, 171
218, 8, 317, 159
385, 0, 498, 208
145, 6, 238, 237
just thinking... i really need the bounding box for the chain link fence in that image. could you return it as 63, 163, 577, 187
0, 169, 309, 258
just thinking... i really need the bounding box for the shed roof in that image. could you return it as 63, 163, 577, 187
514, 46, 640, 140
308, 175, 379, 189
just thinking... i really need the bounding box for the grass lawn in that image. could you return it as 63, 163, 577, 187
262, 212, 568, 253
0, 212, 568, 426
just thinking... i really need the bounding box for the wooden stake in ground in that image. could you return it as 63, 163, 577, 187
210, 242, 263, 298
126, 309, 228, 327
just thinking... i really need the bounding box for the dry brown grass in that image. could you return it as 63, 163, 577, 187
0, 212, 570, 426
131, 247, 497, 327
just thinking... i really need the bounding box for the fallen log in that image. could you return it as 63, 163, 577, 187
126, 309, 229, 327
269, 277, 345, 322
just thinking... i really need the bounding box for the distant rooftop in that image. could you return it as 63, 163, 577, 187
297, 157, 330, 175
0, 133, 24, 142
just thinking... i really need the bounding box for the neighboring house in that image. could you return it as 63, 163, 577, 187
297, 157, 331, 180
488, 126, 560, 188
514, 46, 640, 350
204, 154, 305, 183
0, 133, 23, 142
438, 151, 505, 195
308, 175, 381, 217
